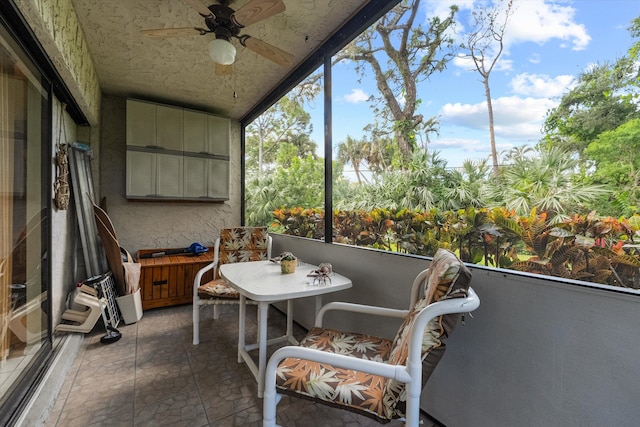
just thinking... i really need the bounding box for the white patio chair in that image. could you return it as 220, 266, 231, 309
263, 248, 479, 427
193, 227, 272, 345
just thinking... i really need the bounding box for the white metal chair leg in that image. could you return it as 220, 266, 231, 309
238, 294, 246, 364
193, 297, 200, 345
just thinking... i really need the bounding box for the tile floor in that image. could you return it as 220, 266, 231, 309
45, 304, 438, 426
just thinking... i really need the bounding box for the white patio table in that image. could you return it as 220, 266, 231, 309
219, 260, 352, 397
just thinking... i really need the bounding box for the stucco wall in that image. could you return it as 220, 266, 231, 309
14, 0, 101, 125
99, 95, 242, 255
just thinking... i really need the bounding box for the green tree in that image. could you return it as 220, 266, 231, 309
271, 154, 324, 209
542, 58, 640, 159
333, 1, 458, 162
245, 95, 317, 177
459, 0, 515, 175
245, 83, 324, 226
628, 16, 640, 60
586, 118, 640, 216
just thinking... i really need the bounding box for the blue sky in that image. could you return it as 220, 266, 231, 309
306, 0, 640, 171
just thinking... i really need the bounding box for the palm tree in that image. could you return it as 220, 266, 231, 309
444, 158, 491, 210
337, 136, 370, 184
491, 147, 608, 218
353, 149, 452, 211
245, 175, 283, 226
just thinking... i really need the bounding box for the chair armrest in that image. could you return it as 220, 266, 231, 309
192, 261, 217, 297
315, 302, 409, 328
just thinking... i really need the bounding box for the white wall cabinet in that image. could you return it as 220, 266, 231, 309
207, 115, 230, 156
183, 157, 230, 200
126, 100, 183, 150
126, 99, 229, 201
183, 109, 230, 156
183, 109, 208, 154
126, 151, 184, 198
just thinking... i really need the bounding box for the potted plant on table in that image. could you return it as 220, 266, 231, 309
280, 252, 297, 274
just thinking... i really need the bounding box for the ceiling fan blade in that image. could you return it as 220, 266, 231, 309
243, 36, 293, 67
141, 27, 203, 38
233, 0, 285, 27
215, 63, 233, 76
183, 0, 214, 18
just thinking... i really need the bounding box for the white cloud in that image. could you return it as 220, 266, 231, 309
506, 0, 591, 51
427, 0, 590, 50
510, 73, 575, 97
344, 88, 369, 103
439, 96, 558, 139
452, 54, 474, 71
453, 53, 513, 72
428, 137, 513, 161
435, 0, 591, 76
429, 137, 487, 152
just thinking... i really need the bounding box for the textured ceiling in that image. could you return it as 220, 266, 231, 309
70, 0, 368, 120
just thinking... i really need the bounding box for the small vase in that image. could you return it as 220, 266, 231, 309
281, 259, 297, 274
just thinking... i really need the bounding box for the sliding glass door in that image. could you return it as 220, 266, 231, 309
0, 18, 51, 423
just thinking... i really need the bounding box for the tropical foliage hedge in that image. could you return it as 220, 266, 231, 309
272, 207, 640, 289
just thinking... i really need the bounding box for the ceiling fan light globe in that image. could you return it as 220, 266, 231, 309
208, 39, 236, 65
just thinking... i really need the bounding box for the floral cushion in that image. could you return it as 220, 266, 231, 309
197, 279, 240, 299
384, 248, 472, 418
216, 227, 270, 273
276, 327, 394, 422
276, 249, 471, 422
199, 227, 269, 300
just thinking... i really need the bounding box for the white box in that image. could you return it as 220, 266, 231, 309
115, 289, 143, 324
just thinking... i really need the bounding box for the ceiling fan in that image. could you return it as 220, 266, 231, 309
141, 0, 294, 75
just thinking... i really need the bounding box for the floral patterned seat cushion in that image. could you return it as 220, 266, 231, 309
197, 227, 269, 300
275, 248, 471, 422
197, 279, 240, 299
276, 327, 395, 422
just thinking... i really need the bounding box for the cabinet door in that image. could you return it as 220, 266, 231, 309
207, 115, 230, 156
127, 151, 156, 197
183, 110, 208, 154
157, 153, 183, 197
207, 159, 229, 199
157, 105, 183, 151
126, 100, 156, 148
183, 156, 208, 198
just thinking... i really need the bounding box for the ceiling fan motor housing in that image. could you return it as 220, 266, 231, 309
206, 5, 242, 41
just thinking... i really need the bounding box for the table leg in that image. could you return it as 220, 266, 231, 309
238, 294, 246, 364
314, 295, 323, 318
257, 301, 269, 398
286, 299, 293, 338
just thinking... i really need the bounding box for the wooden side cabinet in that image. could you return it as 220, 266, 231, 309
137, 248, 214, 309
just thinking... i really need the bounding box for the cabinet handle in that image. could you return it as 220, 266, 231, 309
153, 280, 168, 286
